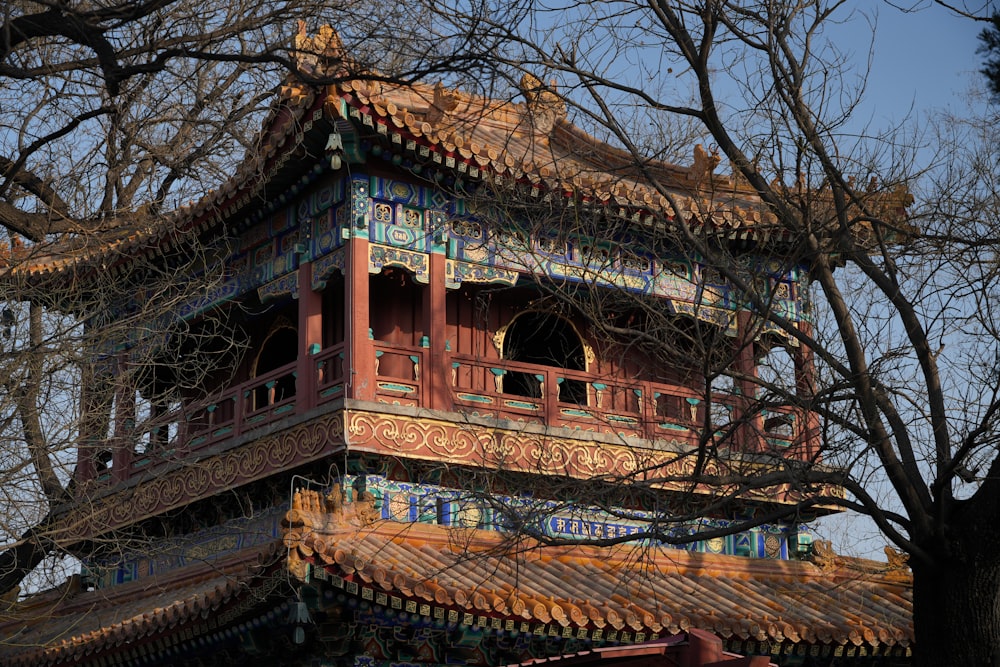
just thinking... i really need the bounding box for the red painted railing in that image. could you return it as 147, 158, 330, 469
315, 343, 347, 405
450, 353, 741, 444
372, 342, 424, 406
104, 341, 808, 483
121, 361, 300, 478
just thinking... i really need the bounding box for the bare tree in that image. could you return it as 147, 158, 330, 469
395, 1, 1000, 664
4, 0, 998, 663
0, 0, 510, 599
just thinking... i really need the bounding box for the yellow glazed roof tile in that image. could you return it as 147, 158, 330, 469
284, 498, 912, 652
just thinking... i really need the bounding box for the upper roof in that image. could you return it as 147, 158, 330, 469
4, 24, 874, 283
324, 75, 760, 217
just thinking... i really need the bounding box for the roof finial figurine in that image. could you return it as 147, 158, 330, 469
425, 81, 459, 124
689, 144, 720, 183
809, 538, 837, 570
884, 546, 910, 571
294, 22, 346, 77
519, 73, 566, 134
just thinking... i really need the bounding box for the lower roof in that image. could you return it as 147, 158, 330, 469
0, 495, 913, 666
0, 545, 288, 667
284, 490, 913, 654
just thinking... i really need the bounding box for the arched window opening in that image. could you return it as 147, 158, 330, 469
755, 337, 797, 440
502, 311, 587, 404
755, 337, 796, 396
252, 325, 297, 410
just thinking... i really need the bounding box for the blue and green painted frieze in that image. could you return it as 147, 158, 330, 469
342, 474, 813, 561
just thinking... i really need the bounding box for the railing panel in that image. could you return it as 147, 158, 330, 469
450, 354, 547, 423
446, 354, 773, 448
106, 343, 818, 486
373, 341, 424, 406
236, 364, 298, 433
315, 343, 346, 404
551, 367, 645, 436
149, 363, 297, 459
760, 405, 799, 450
126, 406, 187, 476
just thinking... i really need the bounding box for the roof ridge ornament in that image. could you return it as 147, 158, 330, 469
519, 73, 566, 135
294, 22, 347, 78
689, 144, 720, 184
884, 546, 910, 571
808, 538, 837, 570
426, 81, 459, 125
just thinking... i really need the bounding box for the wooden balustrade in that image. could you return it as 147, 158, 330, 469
448, 353, 792, 447
118, 362, 299, 478
315, 343, 346, 404
372, 342, 424, 406
102, 341, 812, 484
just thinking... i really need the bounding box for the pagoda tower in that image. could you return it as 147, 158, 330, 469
0, 30, 912, 667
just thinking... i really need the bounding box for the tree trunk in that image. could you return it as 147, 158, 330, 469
0, 512, 57, 595
912, 534, 1000, 667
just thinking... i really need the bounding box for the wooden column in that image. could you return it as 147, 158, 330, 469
793, 320, 821, 461
732, 310, 761, 452
424, 250, 449, 411
111, 356, 135, 483
680, 629, 724, 667
297, 260, 324, 413
76, 369, 108, 484
344, 176, 375, 401
543, 367, 559, 427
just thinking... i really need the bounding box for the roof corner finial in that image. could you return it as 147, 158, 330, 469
519, 73, 566, 135
689, 144, 720, 183
890, 182, 915, 209
808, 539, 838, 570
294, 23, 347, 77
426, 81, 459, 125
884, 546, 910, 571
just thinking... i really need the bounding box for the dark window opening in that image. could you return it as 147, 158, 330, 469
253, 326, 297, 409
502, 312, 587, 404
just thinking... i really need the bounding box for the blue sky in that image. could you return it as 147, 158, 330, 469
849, 2, 989, 124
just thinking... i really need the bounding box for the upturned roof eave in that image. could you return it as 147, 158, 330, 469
283, 492, 914, 652
5, 75, 801, 283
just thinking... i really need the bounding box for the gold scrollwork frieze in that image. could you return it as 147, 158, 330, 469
74, 411, 347, 541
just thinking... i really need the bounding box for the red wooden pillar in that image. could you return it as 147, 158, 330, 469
76, 374, 104, 484
543, 367, 559, 426
732, 311, 761, 452
681, 629, 724, 667
793, 320, 821, 461
345, 177, 375, 401
111, 356, 135, 483
297, 260, 323, 412
424, 251, 449, 411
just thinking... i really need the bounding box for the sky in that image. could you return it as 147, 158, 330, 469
843, 2, 989, 126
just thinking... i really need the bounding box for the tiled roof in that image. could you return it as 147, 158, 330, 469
0, 504, 913, 667
284, 493, 913, 654
327, 76, 775, 231
0, 544, 284, 667
3, 82, 320, 279
4, 30, 911, 278
322, 73, 909, 241
2, 66, 779, 280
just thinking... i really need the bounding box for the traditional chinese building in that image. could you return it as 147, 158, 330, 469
0, 28, 912, 667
